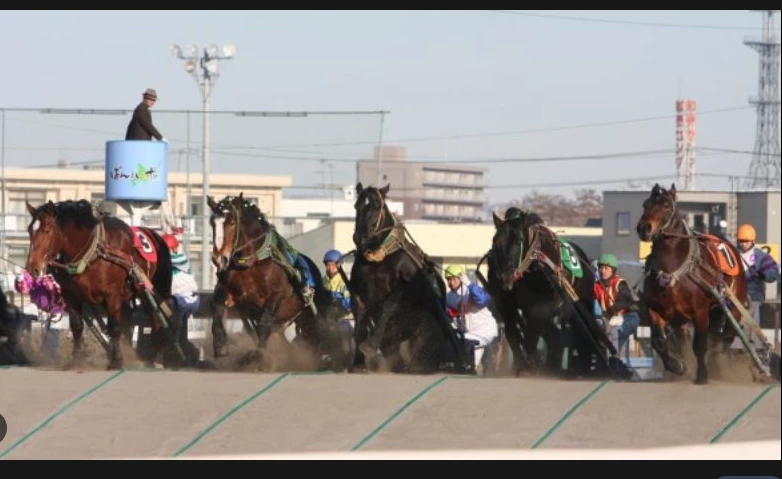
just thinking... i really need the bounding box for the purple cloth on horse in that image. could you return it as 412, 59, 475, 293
14, 271, 66, 316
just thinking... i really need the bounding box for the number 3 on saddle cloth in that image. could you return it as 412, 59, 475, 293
130, 227, 159, 264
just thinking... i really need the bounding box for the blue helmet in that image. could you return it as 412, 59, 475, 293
323, 249, 342, 264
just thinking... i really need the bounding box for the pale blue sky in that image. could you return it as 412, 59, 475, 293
0, 10, 778, 205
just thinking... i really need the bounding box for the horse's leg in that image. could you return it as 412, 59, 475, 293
67, 307, 86, 368
105, 299, 125, 370
692, 311, 710, 385
211, 285, 230, 358
351, 295, 370, 370
358, 290, 404, 372
648, 309, 687, 376
495, 297, 525, 375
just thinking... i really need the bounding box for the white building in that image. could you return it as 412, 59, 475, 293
278, 185, 404, 237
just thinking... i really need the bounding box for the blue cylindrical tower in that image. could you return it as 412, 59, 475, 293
105, 140, 169, 201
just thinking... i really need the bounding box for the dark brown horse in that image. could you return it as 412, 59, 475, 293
636, 183, 752, 385
486, 207, 622, 378
25, 199, 176, 369
206, 193, 346, 371
349, 183, 468, 374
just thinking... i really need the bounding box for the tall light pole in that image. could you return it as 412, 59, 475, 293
170, 43, 236, 290
1, 109, 6, 267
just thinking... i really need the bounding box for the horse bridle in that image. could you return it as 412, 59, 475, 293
30, 212, 105, 277
645, 189, 681, 240
213, 200, 268, 269
367, 189, 397, 238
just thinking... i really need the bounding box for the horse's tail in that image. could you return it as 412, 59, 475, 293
145, 228, 173, 299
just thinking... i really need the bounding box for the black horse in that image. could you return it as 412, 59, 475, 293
349, 183, 468, 374
486, 207, 621, 377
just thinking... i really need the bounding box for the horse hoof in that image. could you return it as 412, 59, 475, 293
694, 376, 708, 385
214, 346, 229, 358
665, 358, 687, 376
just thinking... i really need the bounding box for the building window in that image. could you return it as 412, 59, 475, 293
8, 189, 47, 232
616, 212, 631, 236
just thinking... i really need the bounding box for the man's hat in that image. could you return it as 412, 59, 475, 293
143, 88, 158, 100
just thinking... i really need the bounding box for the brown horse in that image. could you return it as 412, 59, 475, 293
636, 183, 751, 385
25, 199, 177, 370
206, 193, 346, 371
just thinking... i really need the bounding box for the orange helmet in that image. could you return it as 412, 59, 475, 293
736, 224, 756, 242
162, 233, 179, 250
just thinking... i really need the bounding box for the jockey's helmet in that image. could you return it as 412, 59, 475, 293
598, 253, 618, 269
737, 224, 756, 242
162, 233, 179, 251
444, 264, 464, 279
323, 249, 342, 264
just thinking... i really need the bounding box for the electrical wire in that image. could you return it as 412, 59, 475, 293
484, 10, 781, 31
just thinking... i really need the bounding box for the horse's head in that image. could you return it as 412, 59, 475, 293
25, 200, 61, 278
490, 210, 530, 291
207, 192, 269, 272
353, 182, 393, 252
637, 182, 679, 241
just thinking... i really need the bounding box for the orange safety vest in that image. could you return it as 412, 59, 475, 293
594, 275, 627, 316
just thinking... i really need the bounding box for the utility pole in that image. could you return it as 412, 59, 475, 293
171, 43, 236, 290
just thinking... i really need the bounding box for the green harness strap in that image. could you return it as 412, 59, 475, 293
253, 230, 302, 285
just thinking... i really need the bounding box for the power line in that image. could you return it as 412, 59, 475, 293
17, 145, 755, 169
283, 174, 680, 192
485, 10, 782, 31
247, 106, 754, 148
2, 105, 753, 153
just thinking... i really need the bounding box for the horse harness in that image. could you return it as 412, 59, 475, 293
225, 201, 305, 286
645, 216, 735, 299
360, 190, 431, 271
505, 222, 583, 303
45, 212, 172, 319
221, 201, 314, 323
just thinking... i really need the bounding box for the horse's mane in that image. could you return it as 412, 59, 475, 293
38, 199, 100, 229
503, 206, 544, 228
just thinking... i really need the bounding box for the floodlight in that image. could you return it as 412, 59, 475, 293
185, 44, 198, 58
184, 59, 197, 73
222, 44, 236, 58
170, 44, 182, 58
205, 60, 219, 74
207, 44, 219, 58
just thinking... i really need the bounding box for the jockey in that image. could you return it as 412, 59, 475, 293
594, 253, 640, 357
735, 224, 778, 353
162, 233, 201, 366
443, 264, 499, 373
322, 249, 353, 339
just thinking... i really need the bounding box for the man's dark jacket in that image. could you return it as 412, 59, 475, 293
125, 101, 163, 140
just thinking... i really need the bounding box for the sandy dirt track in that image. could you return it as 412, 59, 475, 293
0, 366, 779, 460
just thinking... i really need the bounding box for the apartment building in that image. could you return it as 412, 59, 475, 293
356, 145, 487, 222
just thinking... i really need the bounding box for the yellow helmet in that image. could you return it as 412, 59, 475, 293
737, 224, 756, 242
444, 264, 464, 278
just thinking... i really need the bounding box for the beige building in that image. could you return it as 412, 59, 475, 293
0, 166, 291, 289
